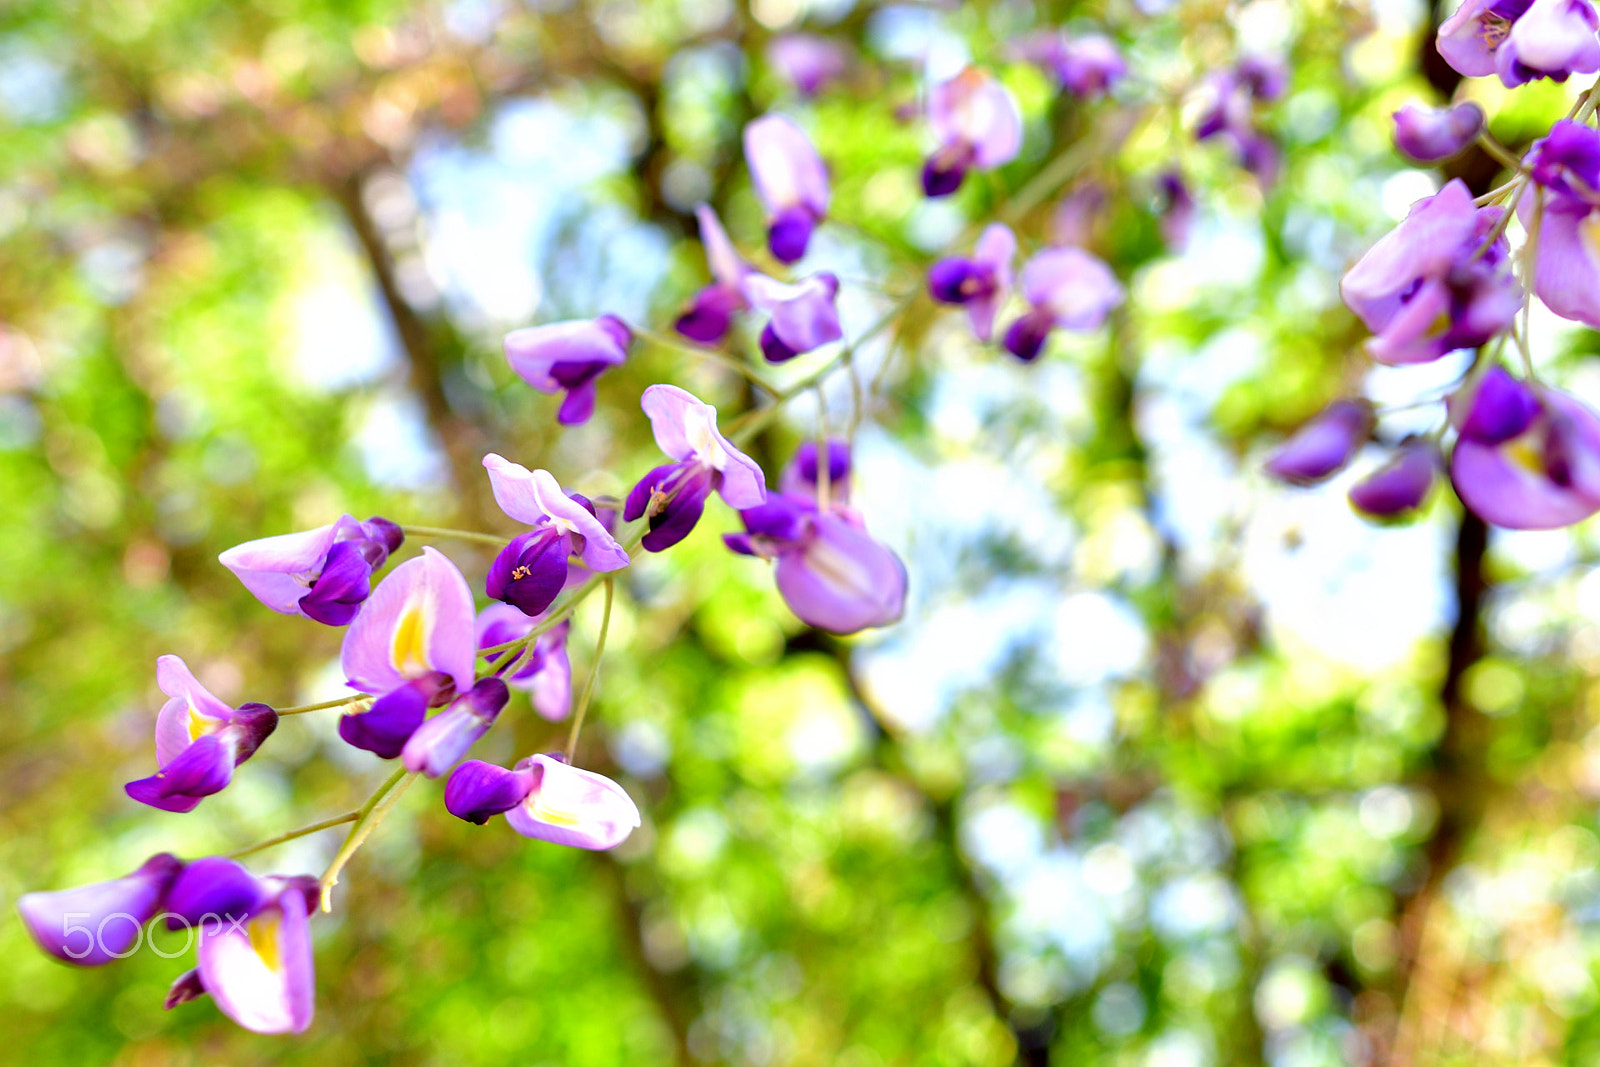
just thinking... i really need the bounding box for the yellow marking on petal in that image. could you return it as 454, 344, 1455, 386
1580, 213, 1600, 272
249, 913, 283, 974
529, 791, 583, 828
390, 600, 432, 676
1506, 436, 1547, 476
187, 703, 221, 743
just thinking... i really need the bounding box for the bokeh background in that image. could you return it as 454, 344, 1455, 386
5, 0, 1600, 1064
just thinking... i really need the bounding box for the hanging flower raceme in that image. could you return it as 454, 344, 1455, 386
1440, 0, 1600, 86
482, 455, 630, 617
923, 67, 1023, 197
1522, 120, 1600, 329
445, 754, 641, 849
125, 656, 278, 813
18, 853, 183, 965
1013, 32, 1126, 98
624, 385, 768, 551
1003, 247, 1125, 362
1264, 399, 1373, 485
1393, 101, 1485, 162
675, 205, 751, 344
402, 677, 511, 778
478, 603, 572, 721
767, 34, 849, 97
725, 442, 907, 634
162, 860, 319, 1035
744, 114, 830, 264
741, 272, 844, 362
1340, 179, 1519, 365
220, 515, 403, 626
1450, 367, 1600, 528
338, 547, 477, 758
504, 315, 632, 426
928, 223, 1016, 342
1350, 439, 1441, 518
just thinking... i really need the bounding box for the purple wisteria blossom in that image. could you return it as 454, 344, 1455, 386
1013, 32, 1126, 98
477, 604, 572, 721
742, 272, 844, 362
1439, 0, 1600, 85
1451, 367, 1600, 528
1393, 101, 1485, 162
675, 205, 751, 344
767, 34, 850, 97
1264, 400, 1373, 485
923, 67, 1023, 197
126, 656, 278, 813
504, 315, 632, 426
219, 515, 402, 626
1349, 440, 1441, 518
1522, 120, 1600, 329
745, 114, 830, 264
446, 755, 640, 848
780, 440, 852, 504
1194, 58, 1285, 184
1003, 247, 1125, 362
928, 223, 1016, 342
174, 868, 320, 1034
402, 677, 511, 778
624, 385, 768, 551
482, 455, 630, 617
1340, 179, 1519, 364
726, 443, 906, 634
17, 853, 183, 965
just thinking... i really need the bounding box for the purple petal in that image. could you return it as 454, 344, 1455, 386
338, 678, 435, 759
297, 540, 373, 626
153, 654, 235, 768
744, 114, 830, 222
341, 547, 477, 697
639, 384, 767, 508
1453, 366, 1541, 444
1264, 400, 1373, 485
486, 529, 569, 618
695, 204, 748, 291
444, 760, 537, 824
163, 858, 265, 930
165, 968, 207, 1009
741, 272, 843, 355
1349, 442, 1440, 517
675, 284, 743, 344
640, 466, 715, 553
781, 441, 851, 504
928, 68, 1023, 170
17, 854, 183, 966
1527, 199, 1600, 330
1393, 101, 1486, 162
1019, 248, 1124, 330
768, 206, 816, 265
1056, 35, 1127, 97
126, 733, 236, 812
402, 678, 510, 778
218, 517, 356, 616
504, 754, 642, 850
503, 319, 629, 394
767, 34, 849, 97
1003, 309, 1056, 363
1438, 0, 1506, 78
1340, 180, 1478, 332
197, 886, 315, 1034
482, 455, 629, 572
775, 511, 907, 633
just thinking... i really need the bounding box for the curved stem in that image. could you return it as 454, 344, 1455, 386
277, 694, 368, 716
565, 577, 615, 762
403, 524, 511, 548
227, 810, 361, 859
634, 327, 777, 393
318, 765, 415, 912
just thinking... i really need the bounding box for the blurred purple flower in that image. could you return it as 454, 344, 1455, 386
1522, 121, 1600, 329
1349, 440, 1441, 518
1264, 400, 1373, 485
477, 603, 572, 721
675, 205, 751, 344
1003, 247, 1125, 361
767, 34, 850, 97
924, 67, 1023, 197
741, 271, 843, 362
928, 223, 1016, 342
744, 114, 830, 264
1392, 101, 1485, 161
504, 316, 632, 426
17, 853, 183, 966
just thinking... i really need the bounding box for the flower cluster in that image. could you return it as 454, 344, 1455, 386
1266, 17, 1600, 531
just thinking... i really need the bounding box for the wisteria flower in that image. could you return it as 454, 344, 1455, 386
504, 316, 632, 426
1393, 101, 1485, 162
1497, 0, 1600, 86
17, 853, 183, 965
767, 34, 849, 97
726, 443, 906, 634
1451, 367, 1600, 528
477, 603, 572, 721
1340, 178, 1518, 364
1194, 60, 1284, 183
741, 272, 843, 362
624, 385, 767, 551
173, 867, 320, 1034
928, 223, 1016, 342
446, 753, 641, 849
1523, 121, 1600, 329
1264, 399, 1373, 485
744, 114, 830, 264
341, 546, 477, 699
1349, 440, 1440, 518
1003, 248, 1125, 362
219, 515, 402, 626
482, 455, 630, 616
1155, 171, 1195, 251
675, 205, 751, 344
126, 655, 278, 813
402, 677, 511, 778
923, 67, 1023, 197
780, 440, 852, 505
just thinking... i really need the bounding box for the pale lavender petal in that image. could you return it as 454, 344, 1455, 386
1437, 0, 1503, 77
639, 384, 766, 507
503, 319, 628, 394
481, 455, 629, 572
1530, 203, 1600, 330
970, 223, 1016, 340
1020, 247, 1125, 330
742, 272, 843, 354
17, 854, 183, 966
153, 655, 234, 767
504, 754, 641, 850
341, 547, 476, 696
775, 512, 907, 634
928, 68, 1023, 169
744, 114, 830, 220
696, 204, 748, 291
1340, 179, 1478, 331
197, 889, 314, 1034
218, 519, 352, 615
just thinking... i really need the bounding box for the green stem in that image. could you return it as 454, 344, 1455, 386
403, 524, 511, 548
634, 327, 776, 393
1475, 132, 1525, 173
565, 578, 615, 762
227, 810, 361, 859
277, 694, 368, 716
318, 765, 414, 912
